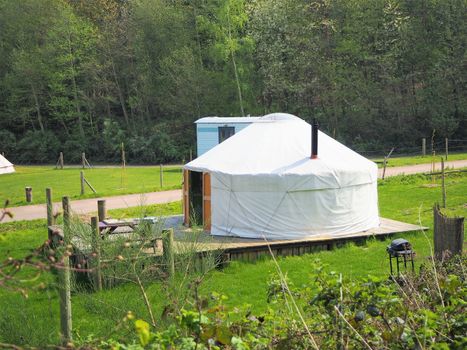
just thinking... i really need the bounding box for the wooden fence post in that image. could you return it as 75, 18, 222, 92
80, 171, 85, 195
81, 152, 85, 169
441, 158, 446, 208
422, 138, 426, 157
163, 229, 175, 277
59, 152, 64, 169
59, 196, 72, 344
97, 200, 106, 222
445, 138, 448, 160
160, 164, 164, 188
189, 149, 193, 161
91, 216, 102, 291
46, 188, 53, 241
433, 204, 464, 259
121, 143, 126, 168
25, 187, 32, 203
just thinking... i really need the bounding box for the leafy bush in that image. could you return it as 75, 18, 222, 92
90, 258, 466, 349
62, 132, 93, 163
0, 130, 16, 156
15, 130, 60, 164
128, 130, 179, 164
101, 118, 127, 162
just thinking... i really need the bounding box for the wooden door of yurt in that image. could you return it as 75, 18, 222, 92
183, 169, 190, 225
202, 172, 211, 232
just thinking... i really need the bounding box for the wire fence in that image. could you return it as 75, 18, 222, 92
354, 139, 467, 159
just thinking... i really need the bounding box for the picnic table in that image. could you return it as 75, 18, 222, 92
99, 217, 159, 234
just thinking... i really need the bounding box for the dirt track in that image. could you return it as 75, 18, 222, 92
3, 190, 182, 223
378, 159, 467, 178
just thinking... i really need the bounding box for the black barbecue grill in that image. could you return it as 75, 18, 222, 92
387, 238, 415, 275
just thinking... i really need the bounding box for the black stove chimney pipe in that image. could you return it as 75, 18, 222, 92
311, 120, 319, 159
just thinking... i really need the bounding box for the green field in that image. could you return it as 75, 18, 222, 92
0, 166, 183, 207
372, 151, 467, 168
0, 171, 466, 346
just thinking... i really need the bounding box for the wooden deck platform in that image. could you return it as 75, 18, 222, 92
173, 217, 427, 262
50, 216, 427, 265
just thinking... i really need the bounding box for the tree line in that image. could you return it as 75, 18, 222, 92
0, 0, 465, 164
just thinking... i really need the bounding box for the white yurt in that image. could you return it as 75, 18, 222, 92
183, 113, 379, 239
0, 154, 15, 175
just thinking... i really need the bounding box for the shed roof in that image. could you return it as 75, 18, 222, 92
195, 116, 261, 124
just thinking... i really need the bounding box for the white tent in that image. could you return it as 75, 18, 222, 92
184, 113, 379, 239
0, 154, 15, 175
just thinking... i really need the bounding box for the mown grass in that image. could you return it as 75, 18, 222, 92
0, 173, 466, 346
0, 166, 183, 207
372, 151, 467, 168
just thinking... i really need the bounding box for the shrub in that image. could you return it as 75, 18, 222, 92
88, 258, 467, 349
101, 118, 127, 162
15, 130, 60, 164
0, 130, 16, 156
128, 130, 179, 164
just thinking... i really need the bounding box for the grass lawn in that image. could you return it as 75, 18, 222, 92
372, 151, 467, 168
0, 173, 466, 346
0, 166, 183, 207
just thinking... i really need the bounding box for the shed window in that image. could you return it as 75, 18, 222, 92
218, 126, 235, 143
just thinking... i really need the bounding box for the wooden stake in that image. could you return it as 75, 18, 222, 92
189, 149, 193, 161
160, 164, 163, 188
163, 229, 175, 277
46, 188, 53, 241
441, 158, 446, 208
59, 152, 64, 169
59, 196, 72, 344
80, 171, 85, 195
84, 157, 92, 169
445, 138, 448, 160
97, 200, 106, 222
381, 147, 394, 180
120, 143, 126, 190
91, 216, 102, 291
81, 152, 85, 169
121, 143, 126, 169
84, 177, 97, 193
422, 138, 426, 157
25, 187, 33, 203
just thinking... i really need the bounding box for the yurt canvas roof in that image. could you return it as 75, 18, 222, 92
0, 154, 15, 175
185, 113, 377, 190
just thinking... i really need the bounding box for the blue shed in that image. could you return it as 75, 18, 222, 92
195, 116, 260, 156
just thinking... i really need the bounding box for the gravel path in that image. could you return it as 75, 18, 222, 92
378, 159, 467, 178
3, 190, 182, 223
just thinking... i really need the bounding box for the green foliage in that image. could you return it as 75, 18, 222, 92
15, 130, 60, 163
0, 130, 16, 155
128, 130, 179, 164
1, 0, 465, 163
95, 258, 467, 349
